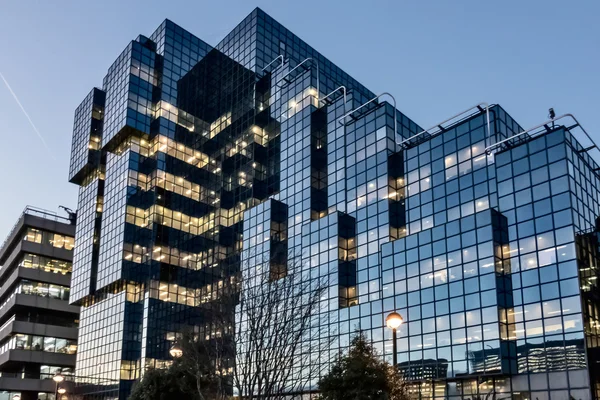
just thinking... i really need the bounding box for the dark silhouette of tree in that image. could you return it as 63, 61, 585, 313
128, 330, 229, 400
317, 332, 409, 400
128, 367, 189, 400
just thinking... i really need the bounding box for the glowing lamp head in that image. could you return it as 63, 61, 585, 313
386, 312, 403, 330
53, 373, 65, 383
58, 388, 67, 395
169, 344, 183, 358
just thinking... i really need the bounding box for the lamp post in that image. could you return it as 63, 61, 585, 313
53, 373, 64, 400
386, 312, 404, 367
169, 344, 183, 359
57, 387, 67, 400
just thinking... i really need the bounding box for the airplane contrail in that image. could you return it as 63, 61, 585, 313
0, 71, 56, 160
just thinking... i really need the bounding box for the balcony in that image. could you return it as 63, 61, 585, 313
0, 294, 79, 326
0, 349, 76, 368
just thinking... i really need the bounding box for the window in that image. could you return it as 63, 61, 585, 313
23, 228, 42, 243
19, 254, 72, 274
40, 365, 73, 379
17, 280, 70, 301
0, 334, 77, 355
50, 234, 75, 250
22, 228, 75, 250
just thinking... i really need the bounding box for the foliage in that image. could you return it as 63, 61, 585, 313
173, 329, 231, 400
386, 364, 411, 400
317, 333, 409, 400
128, 331, 227, 400
128, 367, 189, 400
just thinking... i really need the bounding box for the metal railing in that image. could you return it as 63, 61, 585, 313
0, 206, 71, 254
0, 371, 74, 380
484, 113, 597, 156
485, 113, 600, 181
319, 86, 347, 108
0, 372, 120, 397
337, 92, 398, 137
21, 206, 71, 223
275, 57, 320, 98
399, 102, 491, 149
261, 55, 284, 73
263, 57, 354, 119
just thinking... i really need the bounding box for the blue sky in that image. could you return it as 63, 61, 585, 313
0, 0, 598, 235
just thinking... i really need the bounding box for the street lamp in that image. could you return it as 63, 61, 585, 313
169, 344, 183, 359
53, 373, 65, 400
58, 387, 67, 400
12, 395, 21, 400
386, 312, 404, 367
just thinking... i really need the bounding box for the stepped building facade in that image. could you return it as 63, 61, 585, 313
68, 8, 600, 399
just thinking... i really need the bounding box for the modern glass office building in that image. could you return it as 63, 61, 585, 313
68, 8, 600, 399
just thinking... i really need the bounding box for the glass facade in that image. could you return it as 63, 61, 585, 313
69, 8, 600, 399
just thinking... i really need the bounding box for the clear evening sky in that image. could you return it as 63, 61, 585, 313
0, 0, 598, 236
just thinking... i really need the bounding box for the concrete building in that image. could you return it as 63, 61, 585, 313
0, 207, 78, 400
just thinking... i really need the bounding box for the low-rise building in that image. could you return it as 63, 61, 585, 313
0, 207, 78, 400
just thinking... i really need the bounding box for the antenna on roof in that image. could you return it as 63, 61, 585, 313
59, 206, 77, 225
548, 108, 556, 129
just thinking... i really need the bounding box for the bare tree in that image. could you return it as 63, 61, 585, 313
232, 259, 333, 399
172, 327, 231, 400
162, 254, 334, 400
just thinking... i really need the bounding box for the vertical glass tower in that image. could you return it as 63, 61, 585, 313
69, 8, 600, 399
